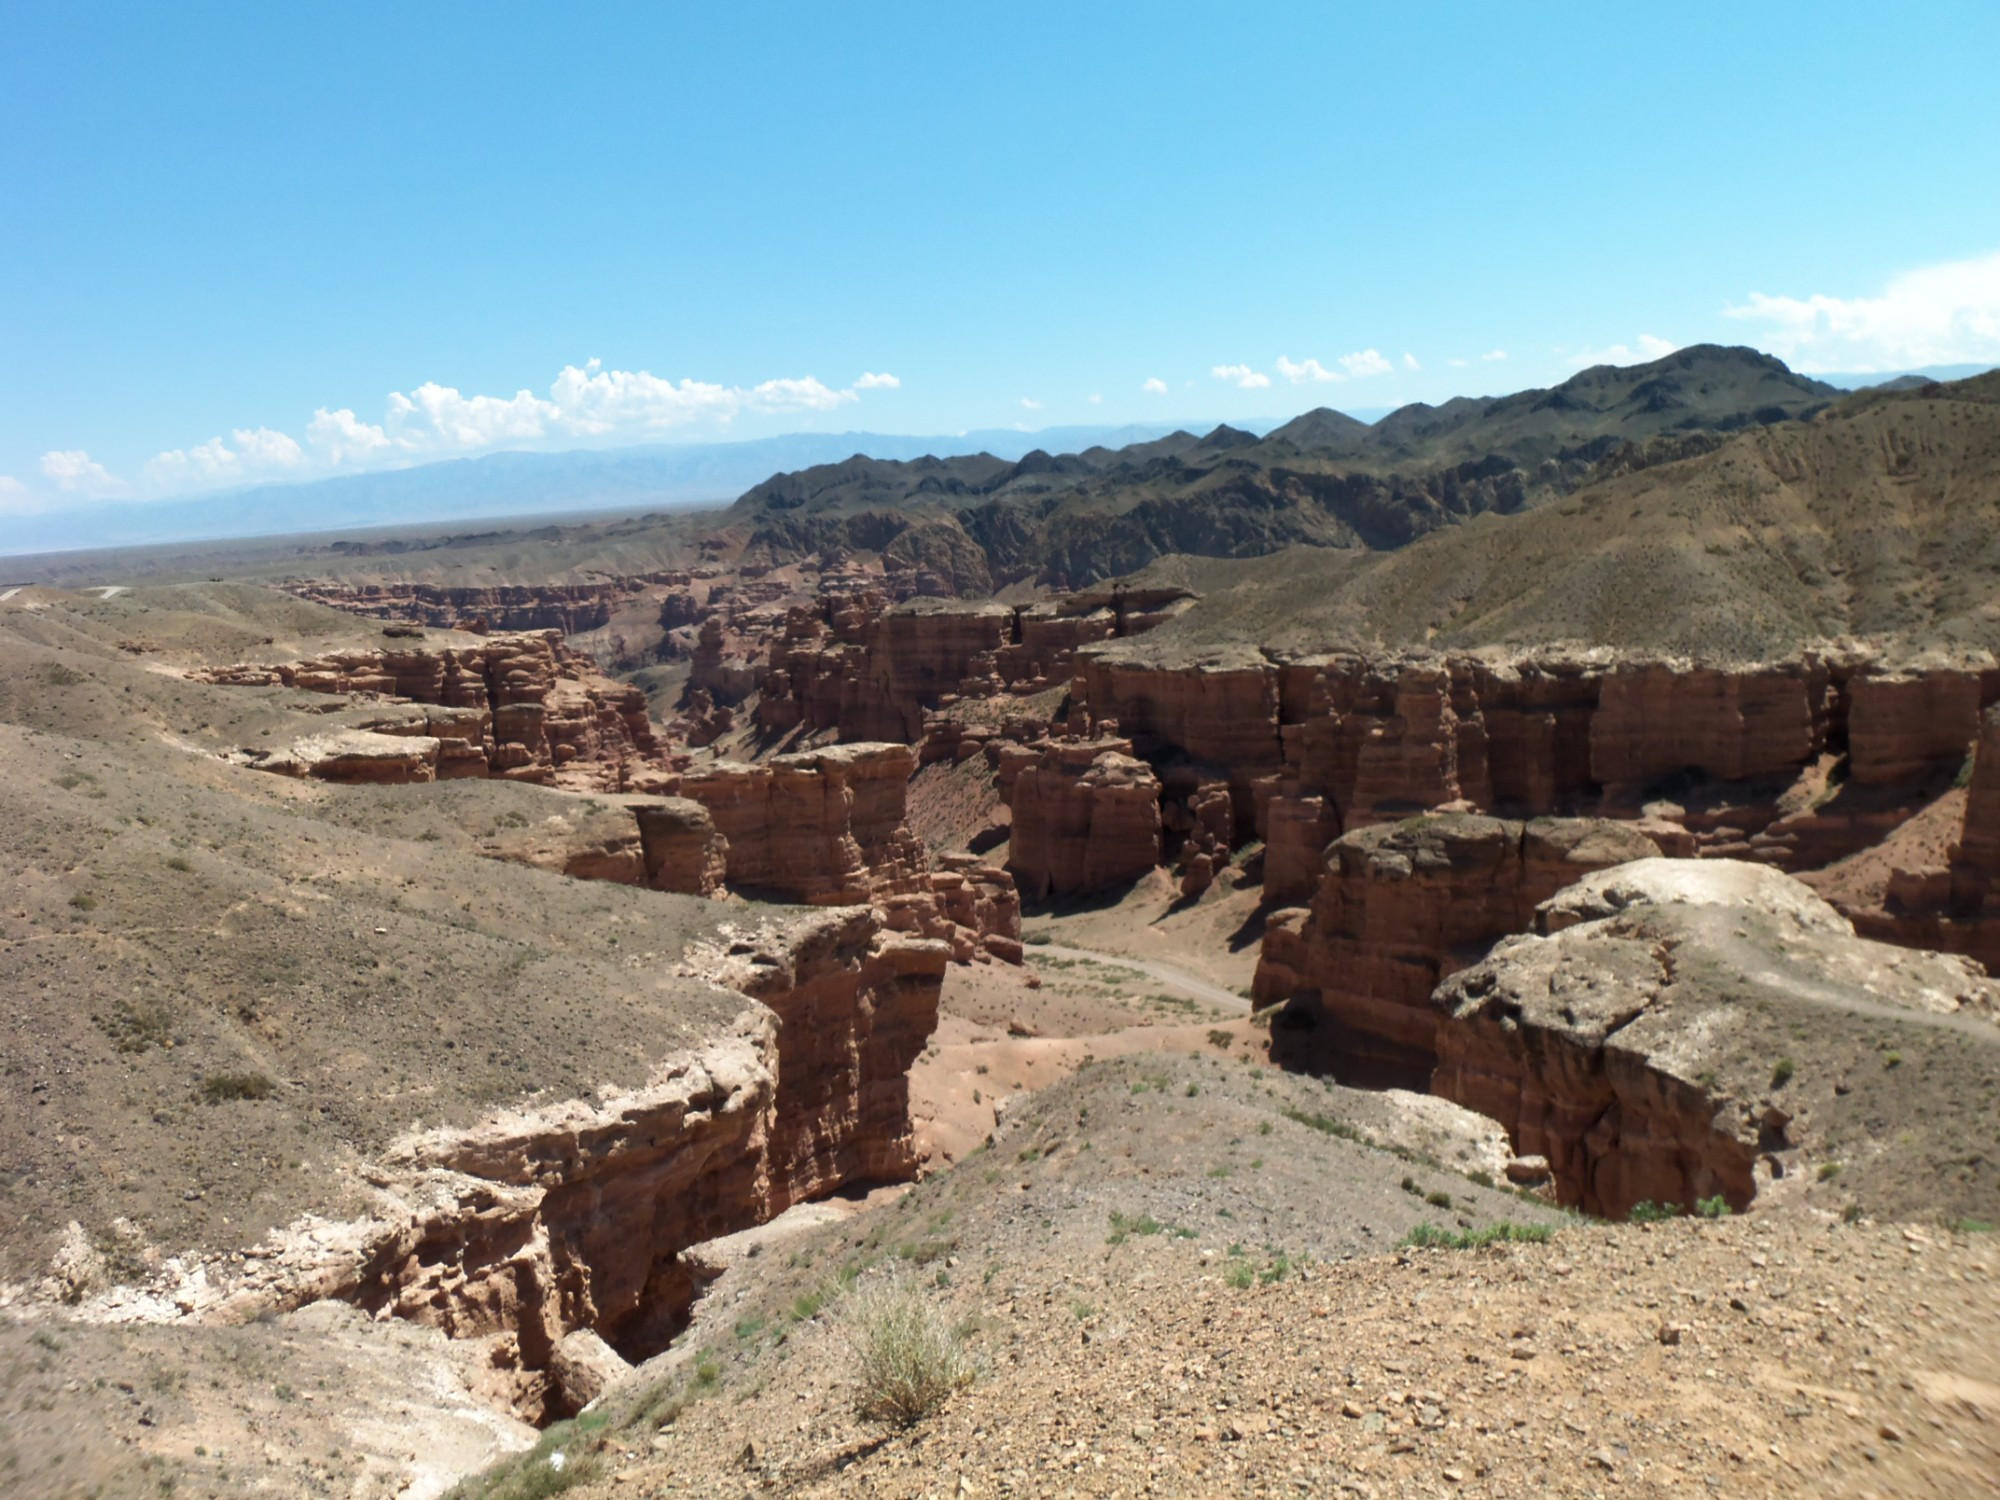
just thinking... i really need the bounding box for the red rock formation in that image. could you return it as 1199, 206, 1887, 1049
758, 589, 1194, 744
284, 581, 643, 634
678, 744, 1020, 961
200, 631, 671, 791
1847, 667, 1986, 784
1074, 643, 1284, 769
1254, 814, 1661, 1080
1005, 738, 1164, 900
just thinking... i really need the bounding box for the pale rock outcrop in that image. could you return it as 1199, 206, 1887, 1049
1430, 859, 2000, 1218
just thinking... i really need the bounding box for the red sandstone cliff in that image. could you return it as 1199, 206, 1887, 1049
1253, 814, 1661, 1081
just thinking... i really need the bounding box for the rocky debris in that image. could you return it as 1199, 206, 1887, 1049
680, 743, 1021, 961
589, 1216, 2000, 1500
1432, 858, 2000, 1217
1005, 739, 1164, 900
201, 630, 671, 791
1254, 814, 1660, 1079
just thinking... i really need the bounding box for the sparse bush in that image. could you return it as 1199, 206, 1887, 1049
842, 1272, 973, 1426
1224, 1261, 1255, 1289
1022, 931, 1052, 946
1817, 1161, 1843, 1182
1884, 1051, 1904, 1069
165, 856, 193, 873
1206, 1029, 1233, 1050
1281, 1107, 1364, 1144
41, 664, 86, 687
1400, 1221, 1553, 1251
200, 1072, 276, 1104
1770, 1056, 1796, 1088
1424, 1190, 1454, 1210
1628, 1200, 1675, 1224
1695, 1195, 1732, 1218
68, 892, 97, 912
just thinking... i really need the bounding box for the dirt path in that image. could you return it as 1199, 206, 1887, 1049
1030, 942, 1250, 1013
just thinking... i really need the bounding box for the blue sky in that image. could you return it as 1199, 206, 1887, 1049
5, 2, 2000, 511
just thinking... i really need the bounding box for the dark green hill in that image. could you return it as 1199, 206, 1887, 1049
728, 345, 1840, 588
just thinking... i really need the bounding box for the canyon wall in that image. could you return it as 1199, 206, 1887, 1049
757, 588, 1194, 744
1253, 814, 1660, 1082
1005, 738, 1164, 900
679, 742, 1022, 962
198, 908, 946, 1422
1075, 641, 1998, 894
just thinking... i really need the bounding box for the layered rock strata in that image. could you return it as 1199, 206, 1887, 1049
203, 631, 671, 791
1254, 814, 1661, 1081
757, 588, 1193, 744
1004, 738, 1164, 900
679, 743, 1021, 962
1074, 642, 1998, 902
1431, 860, 2000, 1218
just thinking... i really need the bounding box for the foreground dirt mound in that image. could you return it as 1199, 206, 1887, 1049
509, 1215, 1998, 1500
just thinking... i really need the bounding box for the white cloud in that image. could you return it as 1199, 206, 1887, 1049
0, 475, 22, 494
0, 475, 34, 516
1142, 377, 1169, 395
1567, 334, 1678, 370
1724, 250, 2000, 371
39, 449, 122, 495
746, 375, 856, 414
42, 358, 902, 502
1402, 352, 1420, 371
1019, 397, 1044, 411
1089, 393, 1103, 404
1212, 363, 1271, 390
147, 426, 309, 487
308, 407, 393, 464
1447, 357, 1469, 368
1276, 349, 1395, 383
1276, 356, 1338, 384
1481, 349, 1508, 361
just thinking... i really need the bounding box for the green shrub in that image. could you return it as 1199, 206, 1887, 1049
842, 1273, 973, 1425
200, 1072, 276, 1104
1400, 1221, 1553, 1251
1695, 1195, 1732, 1219
1770, 1056, 1796, 1088
1627, 1200, 1675, 1224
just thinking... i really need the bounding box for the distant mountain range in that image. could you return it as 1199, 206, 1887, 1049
0, 422, 1247, 558
727, 344, 1852, 589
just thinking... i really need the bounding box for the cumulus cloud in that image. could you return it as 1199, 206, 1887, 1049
1276, 349, 1395, 383
53, 359, 901, 501
1567, 334, 1679, 370
1213, 363, 1272, 389
147, 426, 309, 486
40, 449, 122, 495
1276, 356, 1338, 384
1020, 397, 1044, 411
1724, 250, 2000, 371
1481, 349, 1508, 361
1142, 377, 1169, 394
308, 407, 393, 464
1402, 352, 1420, 371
